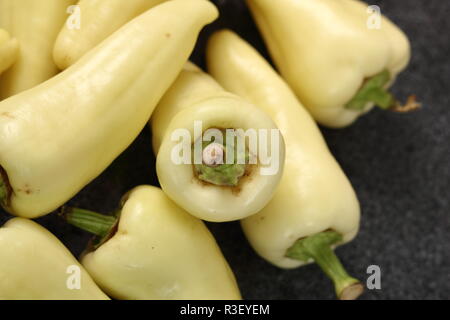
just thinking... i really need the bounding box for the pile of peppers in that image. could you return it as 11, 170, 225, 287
0, 0, 416, 300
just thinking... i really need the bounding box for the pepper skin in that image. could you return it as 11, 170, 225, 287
0, 0, 218, 218
246, 0, 412, 128
207, 30, 363, 300
0, 0, 76, 99
0, 29, 17, 76
151, 62, 285, 222
0, 218, 109, 300
54, 0, 168, 70
64, 185, 242, 300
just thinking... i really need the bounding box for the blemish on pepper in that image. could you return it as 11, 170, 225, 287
21, 184, 32, 195
1, 112, 14, 119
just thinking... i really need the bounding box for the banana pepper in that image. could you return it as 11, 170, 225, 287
54, 0, 168, 70
0, 218, 109, 300
0, 0, 218, 218
0, 29, 17, 76
151, 62, 285, 222
63, 185, 242, 300
247, 0, 417, 128
207, 30, 362, 300
0, 0, 76, 99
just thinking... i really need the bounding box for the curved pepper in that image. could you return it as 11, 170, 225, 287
0, 0, 218, 218
0, 218, 109, 300
54, 0, 168, 69
0, 0, 76, 99
151, 62, 285, 222
63, 185, 242, 300
246, 0, 416, 128
0, 29, 17, 76
207, 30, 362, 300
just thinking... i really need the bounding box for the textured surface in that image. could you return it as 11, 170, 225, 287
1, 0, 449, 300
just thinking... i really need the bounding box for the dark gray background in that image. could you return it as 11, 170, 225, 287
1, 0, 448, 300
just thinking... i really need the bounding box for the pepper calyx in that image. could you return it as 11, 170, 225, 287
193, 132, 248, 187
286, 230, 364, 300
345, 70, 393, 111
195, 162, 246, 187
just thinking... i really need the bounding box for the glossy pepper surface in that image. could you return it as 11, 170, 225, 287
0, 218, 109, 300
207, 30, 362, 300
0, 0, 76, 99
0, 0, 218, 218
247, 0, 413, 128
54, 0, 168, 69
64, 185, 242, 300
151, 62, 285, 222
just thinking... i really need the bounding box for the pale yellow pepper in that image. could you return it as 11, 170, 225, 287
0, 0, 76, 99
151, 62, 285, 222
0, 218, 109, 300
0, 29, 17, 76
54, 0, 168, 70
247, 0, 413, 128
0, 0, 218, 218
207, 30, 362, 300
64, 185, 242, 300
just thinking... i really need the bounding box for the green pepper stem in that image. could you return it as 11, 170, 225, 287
0, 166, 11, 209
286, 231, 364, 300
61, 207, 117, 238
345, 70, 393, 110
345, 70, 420, 113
